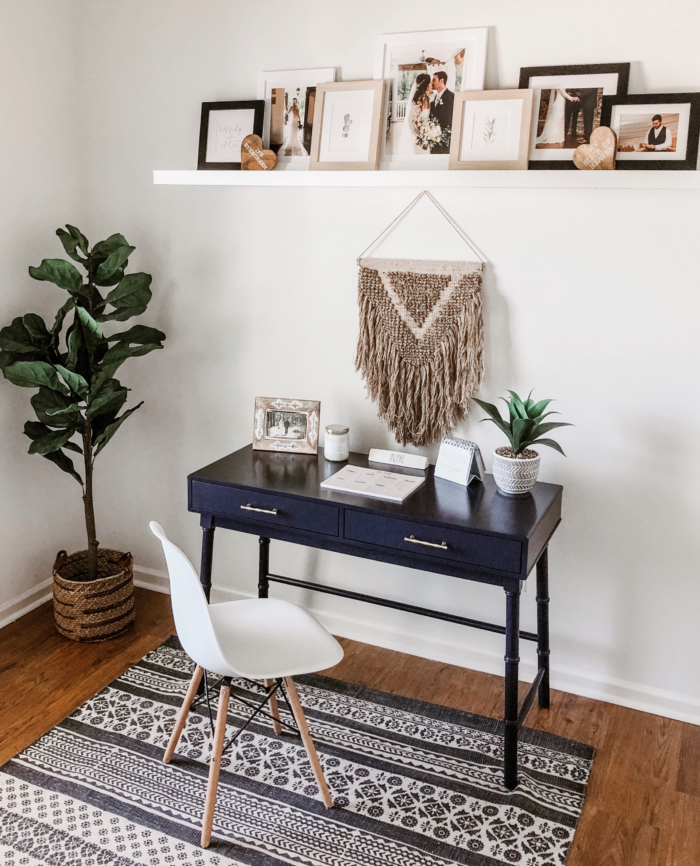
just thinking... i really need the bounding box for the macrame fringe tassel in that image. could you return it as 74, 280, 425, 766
355, 282, 484, 447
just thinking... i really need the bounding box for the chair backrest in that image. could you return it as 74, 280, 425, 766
149, 522, 230, 676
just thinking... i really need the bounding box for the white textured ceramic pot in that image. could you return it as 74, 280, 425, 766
491, 447, 541, 495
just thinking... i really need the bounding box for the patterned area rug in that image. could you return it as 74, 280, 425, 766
0, 637, 594, 865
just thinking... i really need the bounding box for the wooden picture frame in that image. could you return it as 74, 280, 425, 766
309, 80, 385, 171
518, 63, 630, 170
197, 101, 265, 171
252, 397, 321, 455
449, 89, 534, 170
601, 92, 700, 170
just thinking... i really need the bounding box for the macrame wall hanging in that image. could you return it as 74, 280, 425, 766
355, 190, 485, 447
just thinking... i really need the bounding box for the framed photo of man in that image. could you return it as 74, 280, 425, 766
601, 93, 700, 170
252, 397, 320, 455
519, 62, 630, 169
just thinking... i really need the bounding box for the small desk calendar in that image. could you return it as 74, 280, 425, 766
320, 464, 425, 503
434, 438, 486, 487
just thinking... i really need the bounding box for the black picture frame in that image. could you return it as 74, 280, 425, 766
518, 63, 631, 170
197, 100, 265, 170
303, 87, 316, 157
601, 92, 700, 170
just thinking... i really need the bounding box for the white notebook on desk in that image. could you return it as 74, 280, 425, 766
320, 465, 425, 503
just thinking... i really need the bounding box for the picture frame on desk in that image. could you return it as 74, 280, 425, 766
519, 62, 630, 169
449, 89, 534, 170
253, 396, 320, 455
197, 101, 265, 171
601, 92, 700, 170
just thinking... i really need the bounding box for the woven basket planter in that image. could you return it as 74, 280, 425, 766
53, 548, 135, 642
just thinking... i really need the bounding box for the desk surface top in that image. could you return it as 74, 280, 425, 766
189, 445, 562, 542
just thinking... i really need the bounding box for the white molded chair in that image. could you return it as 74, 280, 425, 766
150, 521, 343, 848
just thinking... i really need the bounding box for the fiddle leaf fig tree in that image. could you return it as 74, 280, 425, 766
0, 226, 165, 581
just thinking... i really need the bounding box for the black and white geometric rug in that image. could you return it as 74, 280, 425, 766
0, 636, 594, 866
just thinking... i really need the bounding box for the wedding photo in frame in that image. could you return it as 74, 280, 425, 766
374, 28, 488, 163
309, 80, 385, 171
601, 92, 700, 170
519, 62, 630, 169
449, 89, 534, 170
197, 101, 265, 170
257, 67, 335, 160
252, 397, 320, 455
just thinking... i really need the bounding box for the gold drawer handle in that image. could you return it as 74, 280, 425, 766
241, 504, 279, 515
404, 535, 448, 550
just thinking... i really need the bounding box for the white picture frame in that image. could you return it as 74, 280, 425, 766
374, 28, 488, 165
257, 67, 336, 164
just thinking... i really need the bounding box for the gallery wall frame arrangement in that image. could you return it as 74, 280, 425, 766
449, 89, 534, 171
518, 62, 631, 170
601, 92, 700, 170
252, 397, 321, 454
197, 101, 265, 170
309, 80, 386, 171
257, 67, 336, 160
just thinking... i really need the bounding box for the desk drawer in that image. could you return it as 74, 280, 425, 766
191, 481, 339, 537
344, 510, 522, 573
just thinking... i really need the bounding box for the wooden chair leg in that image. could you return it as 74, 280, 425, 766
201, 680, 231, 848
265, 679, 282, 735
163, 665, 203, 764
283, 676, 333, 808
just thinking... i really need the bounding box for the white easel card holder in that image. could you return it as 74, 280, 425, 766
435, 438, 485, 487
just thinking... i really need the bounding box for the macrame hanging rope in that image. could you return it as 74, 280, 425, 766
355, 191, 485, 448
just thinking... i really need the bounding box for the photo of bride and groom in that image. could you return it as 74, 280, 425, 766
399, 71, 455, 154
535, 87, 603, 149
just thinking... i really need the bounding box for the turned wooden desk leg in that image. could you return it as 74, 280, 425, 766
504, 585, 521, 791
536, 547, 551, 709
258, 537, 270, 598
200, 522, 215, 602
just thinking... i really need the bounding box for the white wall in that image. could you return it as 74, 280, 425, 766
3, 1, 700, 722
0, 0, 87, 624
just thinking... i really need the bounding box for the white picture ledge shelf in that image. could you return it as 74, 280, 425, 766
153, 169, 700, 190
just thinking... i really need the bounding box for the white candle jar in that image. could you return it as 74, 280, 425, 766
324, 425, 350, 462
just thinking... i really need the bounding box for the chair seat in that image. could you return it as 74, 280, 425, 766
208, 597, 343, 680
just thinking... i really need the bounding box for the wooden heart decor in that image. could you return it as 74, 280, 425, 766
241, 134, 277, 171
573, 126, 617, 170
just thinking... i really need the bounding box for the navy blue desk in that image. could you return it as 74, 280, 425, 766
188, 445, 562, 789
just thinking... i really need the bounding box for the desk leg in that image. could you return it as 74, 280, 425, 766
536, 547, 550, 709
258, 537, 270, 598
504, 585, 521, 790
200, 523, 215, 602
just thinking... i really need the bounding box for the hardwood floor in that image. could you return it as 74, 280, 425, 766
1, 589, 698, 865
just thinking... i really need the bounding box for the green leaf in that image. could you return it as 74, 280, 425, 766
107, 325, 165, 344
507, 391, 529, 420
41, 448, 83, 485
64, 440, 83, 454
3, 360, 62, 390
101, 342, 162, 377
87, 376, 128, 419
93, 402, 143, 456
51, 298, 74, 337
95, 244, 135, 284
95, 305, 147, 323
28, 258, 85, 295
511, 417, 535, 453
31, 386, 82, 428
472, 398, 512, 440
25, 421, 82, 453
530, 398, 554, 419
104, 272, 152, 313
66, 224, 89, 253
55, 364, 88, 399
0, 318, 47, 355
27, 426, 76, 456
75, 306, 104, 357
530, 421, 573, 439
531, 438, 566, 456
22, 314, 52, 346
65, 321, 85, 373
56, 227, 88, 263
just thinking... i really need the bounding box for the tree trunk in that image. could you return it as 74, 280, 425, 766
82, 423, 99, 580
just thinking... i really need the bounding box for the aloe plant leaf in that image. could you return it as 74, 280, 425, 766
531, 421, 574, 438
531, 437, 566, 456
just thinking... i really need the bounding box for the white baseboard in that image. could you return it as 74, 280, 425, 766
3, 567, 699, 726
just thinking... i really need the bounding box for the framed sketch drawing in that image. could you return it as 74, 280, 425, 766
252, 397, 320, 455
309, 80, 385, 171
449, 89, 534, 170
601, 92, 700, 170
374, 28, 488, 164
519, 63, 630, 169
257, 68, 335, 162
197, 101, 265, 170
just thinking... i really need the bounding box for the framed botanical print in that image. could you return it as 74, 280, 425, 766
252, 397, 320, 455
518, 63, 630, 169
309, 80, 385, 171
374, 28, 488, 164
197, 101, 265, 170
449, 89, 534, 170
601, 93, 700, 170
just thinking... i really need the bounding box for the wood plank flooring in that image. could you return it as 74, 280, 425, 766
1, 589, 698, 865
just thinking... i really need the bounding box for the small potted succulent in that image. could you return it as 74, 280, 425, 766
473, 391, 571, 495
